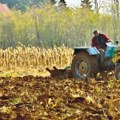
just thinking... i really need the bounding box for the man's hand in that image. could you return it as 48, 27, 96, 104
107, 40, 112, 44
99, 48, 104, 52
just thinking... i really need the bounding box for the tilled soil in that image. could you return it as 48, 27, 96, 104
0, 76, 120, 120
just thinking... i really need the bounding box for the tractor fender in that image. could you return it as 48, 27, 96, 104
74, 47, 100, 55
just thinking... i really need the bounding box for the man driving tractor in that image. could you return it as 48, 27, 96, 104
71, 29, 120, 80
92, 29, 111, 62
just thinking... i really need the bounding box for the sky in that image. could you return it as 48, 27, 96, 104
56, 0, 115, 13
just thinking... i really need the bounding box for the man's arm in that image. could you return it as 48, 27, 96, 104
102, 34, 111, 42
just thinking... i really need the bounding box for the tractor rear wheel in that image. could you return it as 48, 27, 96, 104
115, 65, 120, 80
71, 51, 99, 80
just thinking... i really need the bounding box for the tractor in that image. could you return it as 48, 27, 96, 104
71, 41, 120, 80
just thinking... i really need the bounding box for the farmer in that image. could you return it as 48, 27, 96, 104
91, 29, 111, 62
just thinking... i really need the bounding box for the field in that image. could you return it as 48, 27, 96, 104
0, 46, 120, 120
0, 77, 120, 120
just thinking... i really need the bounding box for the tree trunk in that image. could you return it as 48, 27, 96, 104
94, 0, 99, 13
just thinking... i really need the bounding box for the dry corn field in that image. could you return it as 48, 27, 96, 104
0, 46, 73, 77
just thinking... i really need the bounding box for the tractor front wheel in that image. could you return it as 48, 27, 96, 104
115, 65, 120, 80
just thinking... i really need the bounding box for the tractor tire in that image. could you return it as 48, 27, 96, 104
71, 51, 99, 80
115, 65, 120, 80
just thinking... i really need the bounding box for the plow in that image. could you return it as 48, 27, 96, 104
47, 41, 120, 80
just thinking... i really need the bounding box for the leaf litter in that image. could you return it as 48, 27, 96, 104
0, 76, 120, 120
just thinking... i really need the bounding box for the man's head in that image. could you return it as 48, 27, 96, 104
93, 29, 99, 37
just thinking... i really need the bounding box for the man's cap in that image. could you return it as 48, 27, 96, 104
93, 29, 99, 34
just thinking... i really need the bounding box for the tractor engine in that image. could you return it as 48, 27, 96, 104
103, 60, 115, 71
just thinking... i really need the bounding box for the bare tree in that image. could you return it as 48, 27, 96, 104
113, 0, 119, 18
94, 0, 99, 13
111, 0, 120, 41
